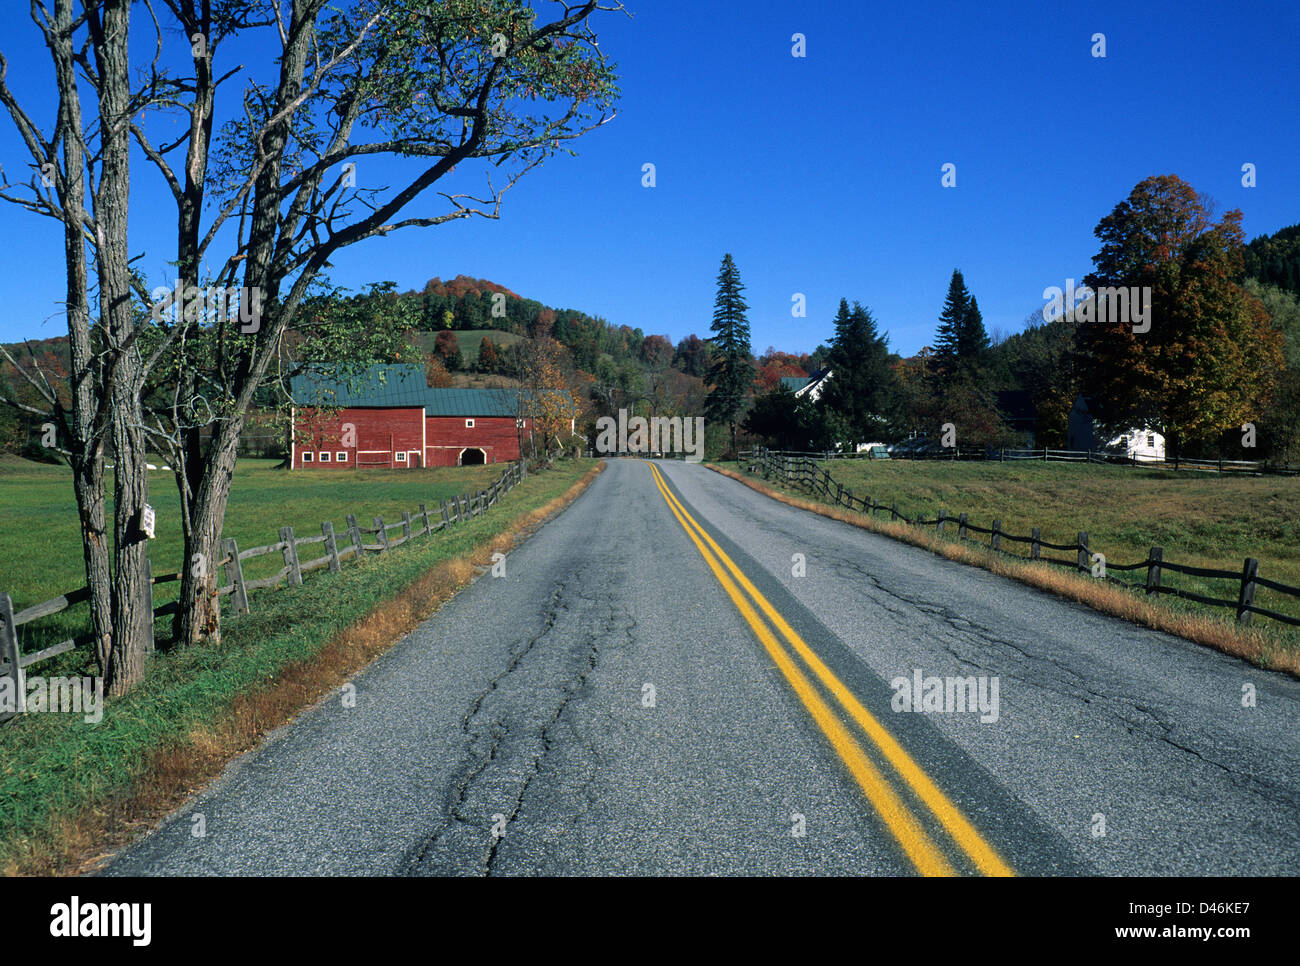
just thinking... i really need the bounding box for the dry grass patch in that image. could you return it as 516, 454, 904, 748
708, 463, 1297, 678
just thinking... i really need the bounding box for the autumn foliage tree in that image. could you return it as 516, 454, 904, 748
515, 336, 582, 459
477, 336, 501, 374
433, 330, 462, 371
1074, 174, 1285, 456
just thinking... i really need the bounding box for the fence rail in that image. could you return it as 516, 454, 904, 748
0, 460, 528, 723
762, 446, 1298, 476
741, 449, 1300, 631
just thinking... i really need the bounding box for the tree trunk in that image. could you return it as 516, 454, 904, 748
46, 0, 114, 673
96, 0, 152, 694
174, 416, 243, 647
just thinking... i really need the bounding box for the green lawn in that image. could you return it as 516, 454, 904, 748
0, 456, 596, 874
0, 456, 507, 656
732, 457, 1300, 627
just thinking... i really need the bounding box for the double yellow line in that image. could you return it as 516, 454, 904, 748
646, 461, 1013, 877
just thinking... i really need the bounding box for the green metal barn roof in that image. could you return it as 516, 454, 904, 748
290, 364, 548, 417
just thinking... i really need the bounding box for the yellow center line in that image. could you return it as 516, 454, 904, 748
648, 461, 1015, 878
646, 462, 955, 876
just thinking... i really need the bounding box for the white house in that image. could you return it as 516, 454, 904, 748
1067, 394, 1165, 460
780, 370, 832, 402
1107, 428, 1166, 461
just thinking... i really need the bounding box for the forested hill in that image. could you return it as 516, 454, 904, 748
1244, 224, 1300, 298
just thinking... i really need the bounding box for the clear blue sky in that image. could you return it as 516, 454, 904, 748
0, 0, 1296, 358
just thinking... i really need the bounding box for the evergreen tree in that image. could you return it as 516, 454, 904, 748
705, 253, 753, 454
960, 295, 991, 362
931, 269, 970, 377
821, 299, 895, 448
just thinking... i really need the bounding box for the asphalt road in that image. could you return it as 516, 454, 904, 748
103, 459, 1300, 876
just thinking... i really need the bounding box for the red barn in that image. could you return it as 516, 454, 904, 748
289, 365, 534, 469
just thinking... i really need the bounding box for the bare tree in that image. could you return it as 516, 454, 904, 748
1, 0, 623, 690
0, 0, 152, 692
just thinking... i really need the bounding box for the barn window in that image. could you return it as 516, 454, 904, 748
319, 451, 331, 462
465, 419, 475, 428
302, 452, 314, 463
395, 451, 407, 463
336, 451, 348, 462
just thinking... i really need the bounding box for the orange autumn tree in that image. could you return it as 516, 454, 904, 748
1075, 174, 1284, 456
518, 336, 583, 457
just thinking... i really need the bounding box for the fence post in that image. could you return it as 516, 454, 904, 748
374, 517, 389, 551
222, 537, 249, 615
322, 522, 341, 572
1145, 546, 1162, 595
891, 502, 898, 521
991, 520, 1001, 552
937, 509, 947, 535
144, 557, 155, 652
0, 592, 25, 716
402, 511, 413, 541
958, 513, 968, 540
999, 448, 1004, 462
280, 526, 303, 586
419, 504, 431, 535
1031, 527, 1041, 561
346, 514, 363, 557
440, 500, 451, 528
1077, 532, 1089, 573
1237, 558, 1259, 624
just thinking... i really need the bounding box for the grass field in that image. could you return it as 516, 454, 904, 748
727, 457, 1300, 634
407, 328, 524, 367
0, 456, 599, 874
0, 456, 509, 657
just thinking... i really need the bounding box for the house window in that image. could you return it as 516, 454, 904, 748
1119, 436, 1129, 448
465, 419, 475, 428
516, 418, 525, 428
395, 451, 407, 463
1147, 434, 1155, 447
336, 451, 348, 462
302, 452, 314, 463
319, 451, 331, 462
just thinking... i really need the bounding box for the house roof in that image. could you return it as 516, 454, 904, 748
290, 364, 526, 417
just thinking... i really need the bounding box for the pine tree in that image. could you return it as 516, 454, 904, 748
931, 269, 970, 377
960, 296, 991, 361
705, 253, 753, 454
821, 300, 895, 448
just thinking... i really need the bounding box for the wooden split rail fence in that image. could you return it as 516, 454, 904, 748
742, 449, 1300, 630
0, 460, 527, 723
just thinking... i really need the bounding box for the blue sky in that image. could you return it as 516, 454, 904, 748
0, 0, 1297, 358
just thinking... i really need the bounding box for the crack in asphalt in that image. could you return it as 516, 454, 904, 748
725, 495, 1297, 810
396, 565, 632, 876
